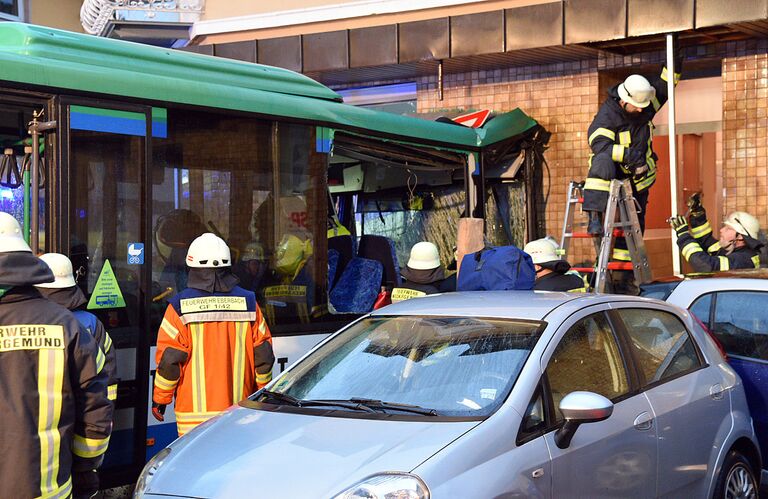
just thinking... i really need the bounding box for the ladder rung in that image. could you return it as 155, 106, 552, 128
571, 262, 635, 273
607, 262, 634, 271
567, 232, 598, 239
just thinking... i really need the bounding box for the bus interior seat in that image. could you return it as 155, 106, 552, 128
357, 234, 401, 288
328, 249, 340, 290
328, 235, 354, 289
329, 257, 383, 313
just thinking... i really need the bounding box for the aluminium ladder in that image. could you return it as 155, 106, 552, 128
560, 179, 652, 293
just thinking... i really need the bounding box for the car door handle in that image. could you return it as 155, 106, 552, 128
710, 384, 725, 400
633, 412, 653, 431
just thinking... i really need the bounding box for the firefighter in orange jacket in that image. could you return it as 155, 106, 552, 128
152, 233, 275, 436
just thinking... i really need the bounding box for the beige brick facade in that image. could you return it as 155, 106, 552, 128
331, 40, 768, 275
417, 62, 600, 265
722, 53, 768, 226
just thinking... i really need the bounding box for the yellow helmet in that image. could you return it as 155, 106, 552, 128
275, 234, 312, 277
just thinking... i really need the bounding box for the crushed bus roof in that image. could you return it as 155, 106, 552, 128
0, 23, 539, 151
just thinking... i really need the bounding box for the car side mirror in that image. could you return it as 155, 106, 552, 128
554, 391, 613, 449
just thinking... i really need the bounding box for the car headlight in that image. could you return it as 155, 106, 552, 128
333, 473, 429, 499
133, 447, 171, 498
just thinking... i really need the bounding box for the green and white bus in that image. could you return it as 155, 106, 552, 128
0, 23, 547, 486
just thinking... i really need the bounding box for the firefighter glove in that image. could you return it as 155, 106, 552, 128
152, 402, 167, 422
670, 215, 689, 235
72, 469, 99, 499
686, 192, 704, 216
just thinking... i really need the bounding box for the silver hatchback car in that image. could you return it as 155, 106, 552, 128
135, 292, 760, 498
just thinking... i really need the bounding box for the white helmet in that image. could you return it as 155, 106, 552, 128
0, 212, 31, 253
618, 74, 655, 109
36, 253, 77, 288
186, 233, 231, 268
524, 237, 561, 265
724, 211, 760, 239
407, 241, 441, 270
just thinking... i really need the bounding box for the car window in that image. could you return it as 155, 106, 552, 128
518, 384, 546, 443
712, 291, 768, 360
639, 281, 681, 301
546, 313, 628, 422
690, 293, 713, 326
616, 308, 701, 385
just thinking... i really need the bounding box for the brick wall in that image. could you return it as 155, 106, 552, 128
329, 38, 768, 274
416, 61, 600, 264
722, 51, 768, 229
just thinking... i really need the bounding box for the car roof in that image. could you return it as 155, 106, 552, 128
370, 291, 664, 321
653, 268, 768, 283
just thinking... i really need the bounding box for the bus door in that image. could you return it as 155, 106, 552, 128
62, 99, 156, 487
0, 92, 54, 251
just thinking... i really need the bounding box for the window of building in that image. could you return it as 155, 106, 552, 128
336, 82, 417, 116
0, 0, 22, 21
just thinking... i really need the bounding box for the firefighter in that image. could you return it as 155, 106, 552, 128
391, 242, 455, 302
233, 241, 269, 292
0, 213, 112, 499
670, 194, 762, 272
152, 233, 275, 436
36, 253, 119, 402
524, 237, 588, 292
262, 234, 314, 324
583, 56, 682, 267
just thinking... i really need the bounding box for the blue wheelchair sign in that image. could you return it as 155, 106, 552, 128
128, 243, 144, 264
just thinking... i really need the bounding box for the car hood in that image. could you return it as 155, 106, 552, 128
146, 406, 478, 498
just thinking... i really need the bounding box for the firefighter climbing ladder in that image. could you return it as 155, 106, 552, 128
560, 179, 652, 292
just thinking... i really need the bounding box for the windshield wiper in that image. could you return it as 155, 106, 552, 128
300, 399, 377, 413
258, 391, 376, 413
259, 389, 303, 406
348, 398, 439, 416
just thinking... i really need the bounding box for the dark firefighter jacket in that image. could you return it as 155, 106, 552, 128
676, 210, 761, 272
38, 286, 119, 401
534, 271, 588, 292
153, 274, 275, 436
391, 266, 455, 302
583, 65, 680, 212
0, 252, 112, 499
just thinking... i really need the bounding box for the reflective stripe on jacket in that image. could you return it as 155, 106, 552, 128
583, 65, 680, 211
153, 286, 275, 436
73, 310, 118, 401
676, 212, 760, 272
0, 287, 112, 499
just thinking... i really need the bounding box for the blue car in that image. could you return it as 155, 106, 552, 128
136, 291, 759, 498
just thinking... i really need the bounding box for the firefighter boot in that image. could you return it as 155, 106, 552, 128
587, 211, 604, 236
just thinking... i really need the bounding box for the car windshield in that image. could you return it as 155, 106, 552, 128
258, 315, 544, 418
